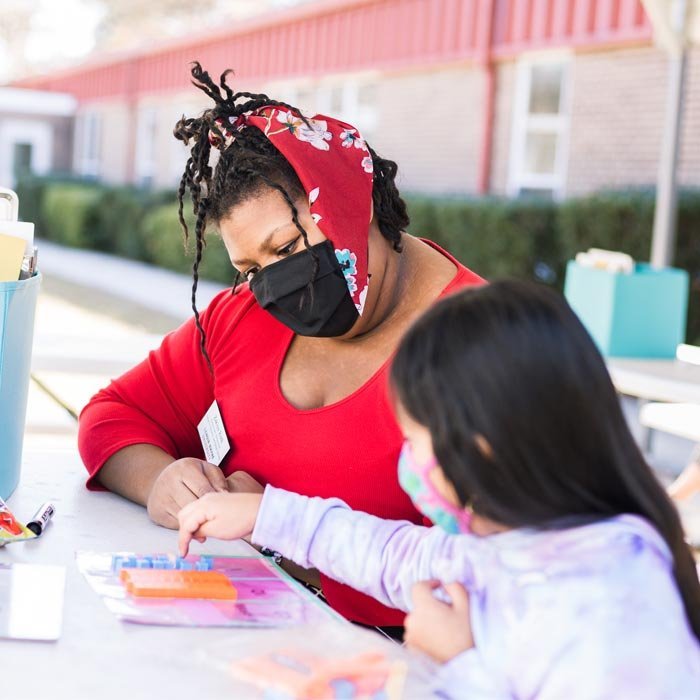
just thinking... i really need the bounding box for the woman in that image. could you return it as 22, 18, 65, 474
78, 63, 483, 628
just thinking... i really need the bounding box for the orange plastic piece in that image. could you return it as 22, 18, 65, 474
120, 569, 238, 600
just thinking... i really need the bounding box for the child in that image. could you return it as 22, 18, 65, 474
178, 280, 700, 698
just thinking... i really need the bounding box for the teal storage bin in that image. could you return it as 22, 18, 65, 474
564, 261, 688, 359
0, 272, 41, 499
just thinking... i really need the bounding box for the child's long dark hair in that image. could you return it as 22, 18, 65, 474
391, 279, 700, 641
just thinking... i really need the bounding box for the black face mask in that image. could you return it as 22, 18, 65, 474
249, 240, 360, 337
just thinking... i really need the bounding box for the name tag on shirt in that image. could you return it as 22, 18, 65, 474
197, 400, 231, 466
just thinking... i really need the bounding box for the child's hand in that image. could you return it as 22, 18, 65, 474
177, 492, 264, 556
405, 580, 474, 664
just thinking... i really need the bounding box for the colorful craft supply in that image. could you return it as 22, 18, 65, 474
120, 569, 238, 600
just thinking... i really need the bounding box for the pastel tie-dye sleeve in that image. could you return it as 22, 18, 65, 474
251, 485, 476, 612
434, 609, 700, 700
433, 649, 512, 699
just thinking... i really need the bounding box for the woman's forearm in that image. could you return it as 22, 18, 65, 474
96, 444, 174, 506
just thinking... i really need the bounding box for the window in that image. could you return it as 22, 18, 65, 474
12, 143, 32, 180
1, 120, 52, 187
508, 58, 571, 199
134, 105, 158, 188
75, 111, 101, 178
351, 82, 378, 138
316, 80, 378, 140
295, 87, 316, 114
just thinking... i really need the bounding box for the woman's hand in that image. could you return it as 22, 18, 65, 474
225, 470, 264, 495
177, 492, 264, 556
146, 458, 228, 529
405, 581, 474, 664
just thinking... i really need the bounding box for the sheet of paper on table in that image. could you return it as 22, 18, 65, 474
0, 563, 66, 641
0, 232, 25, 282
76, 551, 341, 628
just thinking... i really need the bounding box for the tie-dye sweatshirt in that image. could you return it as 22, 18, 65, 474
252, 485, 700, 699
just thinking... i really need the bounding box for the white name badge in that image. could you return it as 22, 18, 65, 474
197, 400, 231, 466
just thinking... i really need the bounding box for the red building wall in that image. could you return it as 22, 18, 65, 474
14, 0, 652, 102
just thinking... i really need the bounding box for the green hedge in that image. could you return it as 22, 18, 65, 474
15, 175, 234, 286
404, 191, 700, 344
14, 176, 700, 343
141, 203, 233, 283
40, 184, 103, 249
405, 195, 563, 283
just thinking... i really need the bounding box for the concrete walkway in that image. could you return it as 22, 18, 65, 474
37, 239, 225, 324
26, 243, 225, 440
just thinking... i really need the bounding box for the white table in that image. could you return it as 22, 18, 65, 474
606, 358, 700, 453
639, 403, 700, 443
3, 436, 429, 699
607, 357, 700, 404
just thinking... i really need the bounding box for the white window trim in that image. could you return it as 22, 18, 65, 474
74, 111, 101, 178
266, 74, 379, 139
134, 104, 158, 186
507, 53, 573, 200
316, 76, 378, 138
0, 119, 53, 188
0, 88, 76, 116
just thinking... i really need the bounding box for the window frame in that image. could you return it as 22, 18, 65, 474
75, 110, 101, 178
507, 53, 573, 200
134, 104, 159, 188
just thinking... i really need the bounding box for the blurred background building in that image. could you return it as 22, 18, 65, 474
3, 0, 699, 199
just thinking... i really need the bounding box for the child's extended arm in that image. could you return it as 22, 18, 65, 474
178, 485, 478, 611
250, 485, 477, 612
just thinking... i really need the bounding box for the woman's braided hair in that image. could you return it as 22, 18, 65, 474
173, 62, 410, 371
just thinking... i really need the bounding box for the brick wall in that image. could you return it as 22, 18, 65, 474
371, 66, 483, 195
566, 45, 700, 196
489, 61, 515, 196
70, 45, 700, 197
679, 47, 700, 188
88, 100, 132, 184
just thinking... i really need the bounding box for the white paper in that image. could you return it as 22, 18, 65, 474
0, 563, 65, 641
197, 400, 231, 467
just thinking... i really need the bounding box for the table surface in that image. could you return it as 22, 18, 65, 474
607, 357, 700, 404
3, 435, 428, 700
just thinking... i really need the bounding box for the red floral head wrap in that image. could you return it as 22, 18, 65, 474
209, 108, 374, 315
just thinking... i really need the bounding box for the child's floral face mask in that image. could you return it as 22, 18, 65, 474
398, 441, 472, 535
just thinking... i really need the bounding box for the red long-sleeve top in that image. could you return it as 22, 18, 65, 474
78, 242, 483, 625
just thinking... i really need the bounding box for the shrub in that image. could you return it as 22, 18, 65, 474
406, 189, 700, 343
40, 183, 103, 248
406, 196, 562, 284
141, 203, 233, 284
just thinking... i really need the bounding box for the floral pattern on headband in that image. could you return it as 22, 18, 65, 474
335, 248, 358, 295
308, 187, 323, 224
340, 128, 367, 151
265, 111, 333, 151
356, 284, 368, 315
